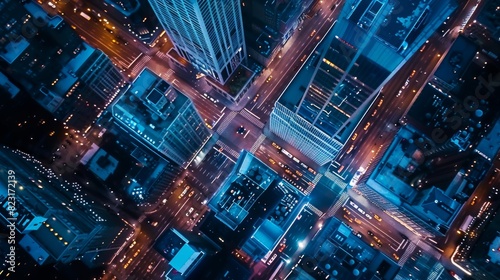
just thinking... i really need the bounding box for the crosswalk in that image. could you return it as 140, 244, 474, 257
155, 51, 170, 62
240, 109, 265, 128
326, 191, 349, 218
216, 111, 238, 134
130, 54, 152, 77
215, 140, 240, 159
398, 241, 417, 266
306, 203, 324, 217
250, 134, 266, 153
324, 171, 348, 189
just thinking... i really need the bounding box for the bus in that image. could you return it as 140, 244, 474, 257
459, 215, 474, 232
79, 12, 91, 21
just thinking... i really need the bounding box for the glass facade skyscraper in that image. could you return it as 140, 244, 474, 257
148, 0, 246, 84
270, 0, 456, 166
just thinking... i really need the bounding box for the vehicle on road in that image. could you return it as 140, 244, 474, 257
237, 126, 246, 134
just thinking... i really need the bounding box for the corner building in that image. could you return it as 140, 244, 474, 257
148, 0, 246, 84
270, 0, 456, 166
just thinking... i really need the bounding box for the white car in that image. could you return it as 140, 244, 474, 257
186, 207, 194, 216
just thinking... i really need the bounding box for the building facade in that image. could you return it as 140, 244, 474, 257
0, 1, 125, 131
270, 0, 456, 166
0, 147, 129, 268
148, 0, 246, 85
112, 68, 211, 168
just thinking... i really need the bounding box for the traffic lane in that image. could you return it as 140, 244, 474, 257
165, 72, 223, 125
343, 201, 401, 245
60, 9, 140, 68
74, 0, 152, 54
248, 0, 342, 117
218, 113, 261, 151
256, 144, 317, 191
339, 204, 405, 260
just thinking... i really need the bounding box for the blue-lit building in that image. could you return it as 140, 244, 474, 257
154, 228, 217, 279
147, 0, 246, 85
270, 0, 456, 165
0, 147, 129, 268
112, 68, 211, 168
0, 1, 125, 131
207, 150, 306, 262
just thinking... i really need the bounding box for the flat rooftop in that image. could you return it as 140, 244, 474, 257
208, 151, 278, 230
476, 117, 500, 161
112, 68, 189, 147
433, 36, 477, 85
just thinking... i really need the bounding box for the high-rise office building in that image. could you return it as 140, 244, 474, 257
112, 68, 211, 168
147, 0, 246, 85
270, 0, 456, 166
0, 147, 129, 267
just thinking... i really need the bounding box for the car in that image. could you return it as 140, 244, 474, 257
269, 158, 276, 165
351, 133, 358, 141
355, 232, 362, 238
151, 221, 158, 227
354, 218, 362, 224
371, 109, 378, 116
374, 214, 382, 222
105, 27, 114, 33
178, 186, 190, 199
186, 207, 194, 216
237, 126, 246, 134
188, 190, 195, 198
471, 196, 478, 205
48, 2, 56, 8
252, 94, 260, 103
367, 231, 374, 236
272, 142, 282, 150
346, 144, 355, 154
392, 253, 400, 261
266, 75, 273, 83
363, 122, 371, 131
310, 29, 317, 37
193, 212, 200, 219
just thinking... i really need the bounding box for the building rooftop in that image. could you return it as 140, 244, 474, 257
291, 217, 399, 280
112, 68, 189, 147
476, 117, 500, 161
87, 149, 119, 181
374, 0, 429, 49
0, 71, 20, 98
155, 228, 188, 262
208, 151, 279, 230
433, 36, 477, 88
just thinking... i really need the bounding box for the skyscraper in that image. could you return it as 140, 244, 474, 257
0, 147, 129, 267
270, 0, 456, 166
112, 68, 211, 168
148, 0, 246, 85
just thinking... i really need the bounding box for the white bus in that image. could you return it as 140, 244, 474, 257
79, 12, 91, 21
